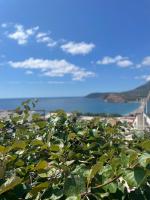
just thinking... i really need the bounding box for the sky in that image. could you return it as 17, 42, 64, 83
1, 0, 150, 98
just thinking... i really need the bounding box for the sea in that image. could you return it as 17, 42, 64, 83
0, 97, 140, 115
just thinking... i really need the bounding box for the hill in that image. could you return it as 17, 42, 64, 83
86, 81, 150, 103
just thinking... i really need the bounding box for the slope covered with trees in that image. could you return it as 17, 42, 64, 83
86, 81, 150, 102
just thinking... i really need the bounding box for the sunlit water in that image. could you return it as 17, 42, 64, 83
0, 97, 139, 115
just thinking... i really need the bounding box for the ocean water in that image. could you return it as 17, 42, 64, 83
0, 97, 139, 115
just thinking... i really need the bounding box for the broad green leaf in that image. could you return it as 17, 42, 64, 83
38, 167, 58, 178
128, 150, 138, 165
0, 122, 5, 129
31, 139, 44, 146
66, 160, 75, 166
111, 158, 121, 171
101, 165, 113, 178
139, 153, 150, 167
0, 145, 6, 153
123, 170, 137, 187
35, 160, 48, 171
66, 196, 81, 200
134, 167, 146, 186
15, 159, 25, 167
0, 176, 22, 195
50, 145, 60, 152
49, 188, 63, 200
72, 164, 86, 175
87, 163, 103, 185
12, 141, 26, 149
36, 121, 47, 128
140, 140, 150, 151
32, 113, 41, 121
120, 152, 129, 168
64, 175, 86, 197
103, 182, 117, 193
30, 182, 49, 196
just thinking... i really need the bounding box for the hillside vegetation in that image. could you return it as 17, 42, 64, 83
0, 100, 150, 199
86, 81, 150, 102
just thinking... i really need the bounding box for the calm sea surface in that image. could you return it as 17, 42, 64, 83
0, 97, 139, 115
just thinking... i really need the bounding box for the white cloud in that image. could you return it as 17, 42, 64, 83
135, 75, 150, 82
61, 41, 95, 55
141, 56, 150, 66
117, 60, 133, 67
135, 56, 150, 68
97, 55, 122, 65
9, 58, 95, 81
97, 55, 133, 67
25, 70, 33, 75
8, 24, 39, 45
36, 32, 57, 47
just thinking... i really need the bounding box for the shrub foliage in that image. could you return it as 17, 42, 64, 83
0, 101, 150, 199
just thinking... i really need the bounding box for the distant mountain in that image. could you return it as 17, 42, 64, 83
86, 81, 150, 103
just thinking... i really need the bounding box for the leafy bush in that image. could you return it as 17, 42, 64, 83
0, 101, 150, 199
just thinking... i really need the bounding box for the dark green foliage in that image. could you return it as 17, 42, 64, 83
0, 101, 150, 199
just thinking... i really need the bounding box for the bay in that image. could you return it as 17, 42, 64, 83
0, 97, 139, 115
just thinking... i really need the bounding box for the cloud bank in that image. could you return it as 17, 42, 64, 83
36, 32, 57, 47
9, 58, 95, 81
8, 24, 39, 45
61, 41, 95, 55
97, 55, 133, 67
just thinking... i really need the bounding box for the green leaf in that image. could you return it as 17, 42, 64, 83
0, 145, 6, 153
87, 163, 103, 185
0, 122, 5, 129
50, 145, 60, 152
134, 167, 146, 186
15, 159, 25, 167
123, 169, 145, 188
49, 188, 63, 200
139, 153, 150, 167
66, 160, 75, 166
12, 141, 26, 150
103, 182, 117, 193
111, 158, 121, 171
0, 176, 22, 195
35, 160, 48, 171
36, 121, 47, 128
41, 187, 63, 200
128, 150, 138, 165
123, 170, 137, 187
66, 196, 81, 200
30, 182, 49, 196
32, 113, 41, 121
120, 152, 129, 168
72, 164, 90, 179
31, 139, 44, 146
140, 140, 150, 151
64, 175, 86, 197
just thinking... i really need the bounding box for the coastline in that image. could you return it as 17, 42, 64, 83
0, 101, 141, 119
127, 100, 145, 116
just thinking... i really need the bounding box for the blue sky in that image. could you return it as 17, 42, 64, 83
1, 0, 150, 98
